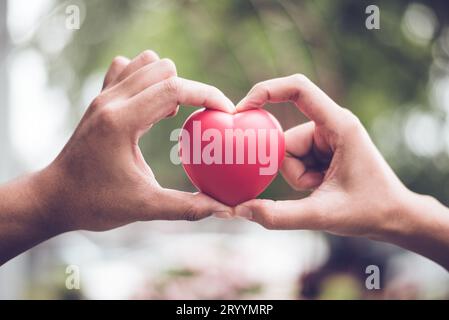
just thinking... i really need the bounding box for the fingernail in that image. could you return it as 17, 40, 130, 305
213, 211, 232, 219
235, 206, 253, 220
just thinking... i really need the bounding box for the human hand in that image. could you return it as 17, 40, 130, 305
37, 50, 235, 233
234, 74, 413, 240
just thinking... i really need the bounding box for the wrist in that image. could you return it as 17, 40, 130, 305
0, 168, 65, 264
375, 187, 443, 245
369, 188, 423, 243
376, 189, 449, 270
29, 165, 68, 237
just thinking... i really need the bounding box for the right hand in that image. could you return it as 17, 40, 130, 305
234, 74, 413, 240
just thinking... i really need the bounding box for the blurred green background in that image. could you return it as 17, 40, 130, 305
1, 0, 449, 299
51, 0, 449, 203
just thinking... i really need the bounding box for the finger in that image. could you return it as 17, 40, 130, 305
102, 56, 130, 90
281, 155, 324, 191
284, 121, 315, 157
281, 122, 327, 190
237, 74, 342, 126
281, 155, 305, 190
234, 197, 325, 230
153, 189, 233, 221
124, 77, 235, 129
110, 50, 160, 87
112, 58, 177, 99
296, 171, 325, 190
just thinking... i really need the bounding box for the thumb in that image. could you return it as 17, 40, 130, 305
153, 189, 233, 221
234, 197, 326, 230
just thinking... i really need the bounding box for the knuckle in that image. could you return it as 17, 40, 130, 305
262, 215, 277, 230
290, 73, 310, 86
162, 77, 179, 96
182, 202, 202, 222
160, 58, 177, 77
90, 94, 108, 111
139, 50, 159, 64
288, 74, 310, 101
254, 199, 278, 230
249, 82, 269, 99
339, 108, 362, 136
96, 107, 119, 131
289, 73, 311, 94
111, 55, 126, 68
252, 82, 268, 94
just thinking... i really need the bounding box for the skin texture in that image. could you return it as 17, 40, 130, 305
234, 74, 449, 270
0, 50, 235, 265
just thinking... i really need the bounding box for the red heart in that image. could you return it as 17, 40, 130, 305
179, 109, 285, 206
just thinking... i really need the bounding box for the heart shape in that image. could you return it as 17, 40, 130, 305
179, 108, 285, 206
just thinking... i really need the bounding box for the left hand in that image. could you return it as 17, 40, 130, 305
37, 50, 235, 233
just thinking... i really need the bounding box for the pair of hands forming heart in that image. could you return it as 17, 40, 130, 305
36, 50, 412, 241
4, 50, 449, 269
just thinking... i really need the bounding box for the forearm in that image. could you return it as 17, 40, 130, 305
380, 191, 449, 271
0, 170, 60, 265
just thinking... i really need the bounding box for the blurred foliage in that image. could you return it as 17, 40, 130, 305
17, 0, 449, 299
36, 0, 449, 204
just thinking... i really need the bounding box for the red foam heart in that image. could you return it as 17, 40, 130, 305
179, 108, 285, 206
